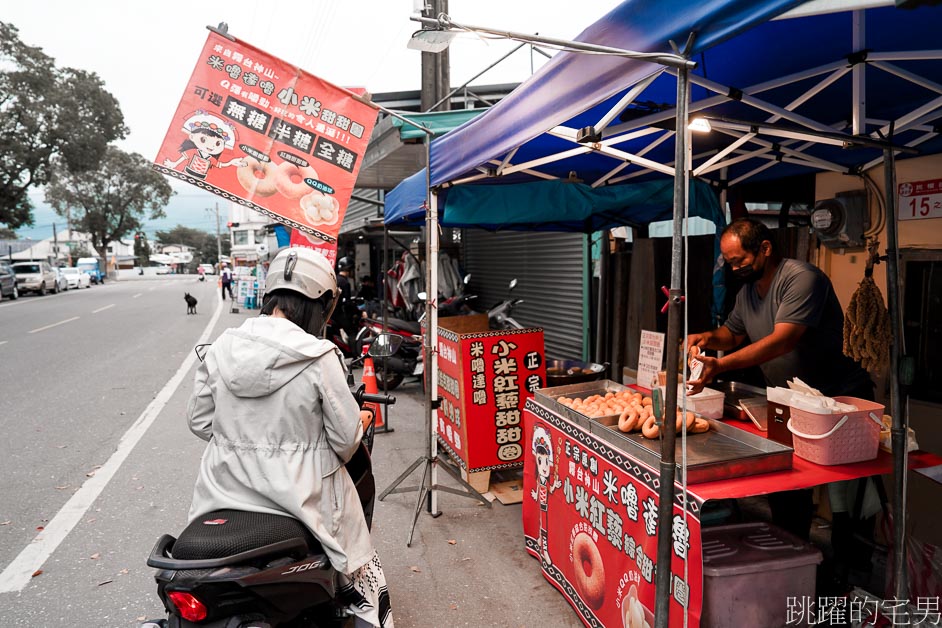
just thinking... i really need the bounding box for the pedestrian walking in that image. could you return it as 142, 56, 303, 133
221, 263, 234, 300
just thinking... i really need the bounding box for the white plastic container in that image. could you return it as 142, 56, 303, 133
702, 522, 822, 627
677, 385, 725, 419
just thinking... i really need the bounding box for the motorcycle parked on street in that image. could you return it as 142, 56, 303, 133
487, 279, 525, 330
141, 334, 401, 628
355, 317, 423, 391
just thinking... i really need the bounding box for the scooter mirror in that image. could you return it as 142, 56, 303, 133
368, 333, 403, 359
509, 278, 518, 291
463, 274, 471, 284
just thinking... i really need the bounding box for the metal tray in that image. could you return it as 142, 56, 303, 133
712, 381, 767, 421
588, 416, 793, 484
534, 379, 630, 431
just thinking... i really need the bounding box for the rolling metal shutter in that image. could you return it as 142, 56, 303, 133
462, 230, 586, 360
339, 189, 382, 235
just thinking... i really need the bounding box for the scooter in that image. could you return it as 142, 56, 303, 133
355, 318, 423, 391
487, 278, 525, 330
141, 334, 401, 628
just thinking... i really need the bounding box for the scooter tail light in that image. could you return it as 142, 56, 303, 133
167, 591, 208, 622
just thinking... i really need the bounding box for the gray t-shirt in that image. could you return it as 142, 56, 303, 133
724, 258, 870, 396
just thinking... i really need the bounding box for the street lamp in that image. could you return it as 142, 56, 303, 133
407, 13, 695, 69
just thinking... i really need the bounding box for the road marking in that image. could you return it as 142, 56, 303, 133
27, 317, 80, 334
132, 293, 142, 299
0, 298, 224, 593
0, 341, 7, 346
92, 304, 115, 313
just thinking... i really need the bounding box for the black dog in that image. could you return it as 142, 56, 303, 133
184, 292, 198, 315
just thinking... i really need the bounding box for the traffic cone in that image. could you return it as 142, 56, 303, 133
361, 344, 384, 430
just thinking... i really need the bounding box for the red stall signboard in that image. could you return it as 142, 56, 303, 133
523, 399, 704, 627
437, 325, 546, 473
153, 30, 377, 262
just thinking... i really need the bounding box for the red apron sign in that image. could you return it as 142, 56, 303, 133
154, 30, 377, 259
898, 178, 942, 221
523, 399, 703, 627
437, 319, 545, 472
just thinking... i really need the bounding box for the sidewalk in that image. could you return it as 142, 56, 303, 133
367, 380, 583, 628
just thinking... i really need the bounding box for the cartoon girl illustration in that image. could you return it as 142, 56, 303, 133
530, 424, 561, 566
163, 112, 241, 180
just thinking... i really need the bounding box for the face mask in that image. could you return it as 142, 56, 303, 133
733, 264, 761, 282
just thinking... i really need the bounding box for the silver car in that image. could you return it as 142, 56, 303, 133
12, 261, 59, 295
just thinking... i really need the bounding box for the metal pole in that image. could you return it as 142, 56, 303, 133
426, 141, 441, 516
596, 231, 610, 373
214, 202, 222, 266
654, 60, 690, 628
883, 146, 908, 601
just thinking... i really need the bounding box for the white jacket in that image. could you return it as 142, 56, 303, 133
186, 316, 373, 574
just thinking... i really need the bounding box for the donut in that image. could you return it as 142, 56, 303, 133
236, 157, 278, 197
300, 192, 340, 226
641, 396, 653, 407
692, 417, 710, 434
572, 532, 606, 610
618, 407, 640, 432
641, 416, 659, 439
676, 410, 696, 432
275, 161, 318, 198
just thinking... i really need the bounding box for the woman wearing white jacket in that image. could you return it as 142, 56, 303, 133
187, 246, 393, 628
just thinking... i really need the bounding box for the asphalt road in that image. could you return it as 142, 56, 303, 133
0, 277, 582, 627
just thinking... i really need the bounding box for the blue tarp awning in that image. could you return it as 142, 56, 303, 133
385, 170, 723, 232
392, 0, 942, 201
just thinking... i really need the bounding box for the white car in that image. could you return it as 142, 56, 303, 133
54, 267, 70, 292
60, 267, 91, 289
12, 261, 59, 295
198, 263, 216, 275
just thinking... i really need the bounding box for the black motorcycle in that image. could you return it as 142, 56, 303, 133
141, 334, 401, 628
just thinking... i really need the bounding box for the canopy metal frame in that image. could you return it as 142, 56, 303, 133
431, 14, 942, 192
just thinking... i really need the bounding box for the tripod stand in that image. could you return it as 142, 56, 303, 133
377, 185, 489, 547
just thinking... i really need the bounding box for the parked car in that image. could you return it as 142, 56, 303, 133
12, 261, 58, 295
155, 264, 171, 275
0, 259, 18, 300
198, 263, 216, 275
54, 267, 69, 292
60, 267, 91, 289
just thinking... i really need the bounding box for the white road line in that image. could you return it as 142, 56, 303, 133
132, 293, 142, 299
0, 298, 224, 594
27, 317, 80, 334
92, 304, 115, 313
0, 341, 7, 346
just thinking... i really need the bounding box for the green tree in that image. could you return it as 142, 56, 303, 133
44, 147, 173, 261
0, 227, 16, 239
0, 21, 126, 229
155, 224, 228, 265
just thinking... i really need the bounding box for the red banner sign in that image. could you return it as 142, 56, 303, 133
437, 322, 546, 472
154, 31, 377, 257
523, 399, 704, 627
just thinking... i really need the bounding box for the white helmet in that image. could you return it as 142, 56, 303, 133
266, 247, 338, 309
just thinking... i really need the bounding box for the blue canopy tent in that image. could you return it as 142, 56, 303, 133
387, 2, 942, 619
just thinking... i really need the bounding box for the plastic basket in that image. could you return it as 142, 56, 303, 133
786, 396, 884, 465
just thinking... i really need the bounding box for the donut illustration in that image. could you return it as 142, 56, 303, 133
572, 531, 606, 610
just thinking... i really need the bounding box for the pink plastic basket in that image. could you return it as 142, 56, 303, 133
786, 396, 884, 465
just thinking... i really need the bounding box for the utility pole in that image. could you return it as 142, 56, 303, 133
421, 0, 450, 112
214, 202, 222, 266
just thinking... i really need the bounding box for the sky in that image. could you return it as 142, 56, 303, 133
5, 0, 621, 240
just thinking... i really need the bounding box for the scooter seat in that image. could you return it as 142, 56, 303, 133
172, 510, 322, 560
386, 318, 420, 336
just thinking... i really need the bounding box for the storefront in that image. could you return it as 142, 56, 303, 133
383, 0, 942, 625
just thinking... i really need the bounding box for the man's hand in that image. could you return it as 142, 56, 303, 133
687, 353, 721, 394
360, 409, 375, 432
686, 332, 711, 353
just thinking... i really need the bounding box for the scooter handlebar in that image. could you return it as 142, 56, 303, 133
360, 392, 396, 406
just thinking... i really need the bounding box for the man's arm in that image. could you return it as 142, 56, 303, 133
686, 326, 745, 353
688, 321, 807, 391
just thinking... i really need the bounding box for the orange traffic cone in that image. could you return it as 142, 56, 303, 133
361, 345, 384, 430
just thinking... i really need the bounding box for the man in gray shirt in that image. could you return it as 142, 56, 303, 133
686, 217, 873, 592
687, 219, 871, 398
